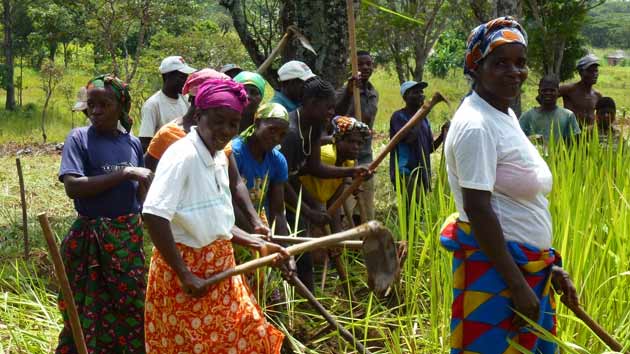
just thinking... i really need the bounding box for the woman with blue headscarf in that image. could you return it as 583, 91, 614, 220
440, 17, 579, 353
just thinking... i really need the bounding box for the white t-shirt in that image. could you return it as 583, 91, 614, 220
138, 90, 189, 138
444, 91, 553, 250
143, 127, 235, 248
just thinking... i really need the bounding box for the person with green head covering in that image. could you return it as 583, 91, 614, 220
56, 74, 153, 353
226, 102, 290, 236
234, 71, 267, 133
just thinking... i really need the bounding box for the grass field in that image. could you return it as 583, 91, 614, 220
1, 58, 630, 353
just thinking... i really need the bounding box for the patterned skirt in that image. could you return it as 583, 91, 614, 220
56, 214, 146, 354
144, 239, 284, 354
440, 216, 560, 354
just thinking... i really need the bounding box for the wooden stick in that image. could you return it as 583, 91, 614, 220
327, 92, 447, 215
202, 221, 384, 288
346, 0, 362, 122
563, 300, 626, 353
38, 213, 88, 354
283, 269, 372, 354
16, 158, 28, 258
257, 31, 292, 74
271, 235, 363, 248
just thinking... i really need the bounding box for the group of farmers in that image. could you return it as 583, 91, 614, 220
56, 15, 620, 354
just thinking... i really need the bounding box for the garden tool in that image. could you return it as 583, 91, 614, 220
202, 221, 399, 296
562, 298, 628, 353
38, 213, 88, 354
327, 92, 449, 216
346, 0, 362, 122
257, 25, 317, 74
280, 263, 372, 354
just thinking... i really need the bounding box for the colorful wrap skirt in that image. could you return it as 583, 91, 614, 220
56, 214, 146, 354
440, 217, 560, 354
144, 239, 284, 354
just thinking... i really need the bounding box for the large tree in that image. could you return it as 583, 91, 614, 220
357, 0, 450, 84
2, 0, 16, 110
220, 0, 350, 87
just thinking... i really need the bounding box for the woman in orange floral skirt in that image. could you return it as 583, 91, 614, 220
142, 79, 289, 354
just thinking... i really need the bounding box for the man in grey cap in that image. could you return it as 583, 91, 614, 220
559, 53, 602, 127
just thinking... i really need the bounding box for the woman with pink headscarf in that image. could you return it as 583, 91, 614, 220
143, 79, 288, 354
144, 68, 229, 170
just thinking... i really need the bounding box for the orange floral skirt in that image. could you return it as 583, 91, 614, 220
144, 240, 284, 354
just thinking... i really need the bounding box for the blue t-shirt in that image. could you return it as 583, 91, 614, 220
230, 136, 288, 209
59, 126, 144, 218
270, 91, 299, 113
389, 109, 434, 188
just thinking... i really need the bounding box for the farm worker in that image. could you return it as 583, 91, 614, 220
279, 76, 371, 291
138, 55, 196, 151
233, 71, 267, 133
57, 74, 152, 353
335, 50, 379, 221
144, 69, 272, 237
142, 79, 289, 354
220, 63, 244, 78
593, 96, 626, 149
389, 80, 448, 204
559, 53, 602, 127
299, 115, 371, 233
520, 75, 581, 145
270, 60, 316, 112
440, 17, 579, 354
226, 102, 291, 236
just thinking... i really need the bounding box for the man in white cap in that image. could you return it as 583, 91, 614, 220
138, 55, 196, 151
270, 60, 316, 112
559, 53, 602, 127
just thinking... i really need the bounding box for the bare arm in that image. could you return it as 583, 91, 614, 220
144, 153, 159, 172
303, 139, 358, 179
62, 167, 152, 199
462, 188, 540, 326
284, 176, 331, 227
139, 137, 151, 153
268, 182, 289, 236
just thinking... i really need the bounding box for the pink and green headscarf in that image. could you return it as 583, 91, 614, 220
464, 16, 528, 78
86, 74, 132, 133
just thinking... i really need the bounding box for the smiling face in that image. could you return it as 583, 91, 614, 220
538, 82, 559, 107
472, 43, 528, 109
358, 54, 374, 81
254, 118, 289, 152
87, 87, 121, 134
197, 107, 241, 152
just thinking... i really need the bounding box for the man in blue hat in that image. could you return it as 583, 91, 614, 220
389, 80, 448, 205
560, 54, 603, 127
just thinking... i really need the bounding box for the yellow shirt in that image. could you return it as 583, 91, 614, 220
299, 144, 355, 203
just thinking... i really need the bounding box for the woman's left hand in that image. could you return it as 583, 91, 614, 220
253, 223, 271, 241
551, 265, 579, 308
254, 240, 291, 266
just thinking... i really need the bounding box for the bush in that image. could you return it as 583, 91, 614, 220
426, 30, 466, 79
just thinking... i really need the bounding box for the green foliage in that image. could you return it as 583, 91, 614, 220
582, 0, 630, 49
426, 30, 466, 79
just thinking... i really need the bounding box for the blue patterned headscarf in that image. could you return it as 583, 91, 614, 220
464, 16, 528, 78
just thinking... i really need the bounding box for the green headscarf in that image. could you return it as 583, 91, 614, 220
233, 71, 266, 97
240, 102, 289, 141
86, 74, 132, 133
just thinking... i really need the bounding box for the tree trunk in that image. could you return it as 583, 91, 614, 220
282, 0, 350, 87
41, 94, 51, 143
18, 55, 23, 107
63, 42, 70, 68
389, 41, 407, 85
126, 0, 150, 83
3, 0, 16, 111
48, 42, 58, 62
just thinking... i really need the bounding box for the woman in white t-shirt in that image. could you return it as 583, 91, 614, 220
142, 79, 289, 354
440, 17, 578, 354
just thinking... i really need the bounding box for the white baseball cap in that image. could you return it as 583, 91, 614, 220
72, 87, 88, 112
278, 60, 316, 82
159, 56, 196, 74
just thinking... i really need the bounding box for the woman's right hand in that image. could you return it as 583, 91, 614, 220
124, 166, 154, 186
179, 272, 209, 298
510, 282, 540, 328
